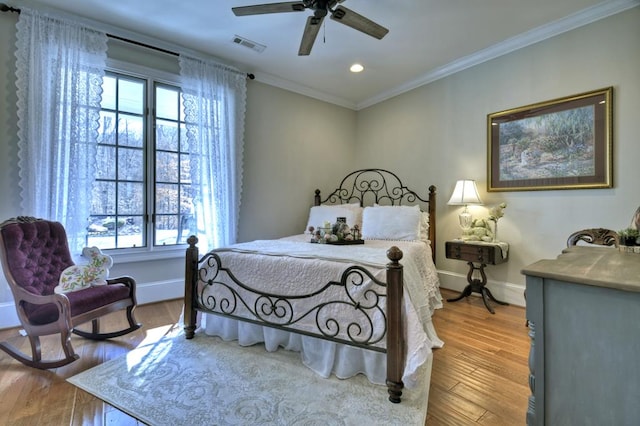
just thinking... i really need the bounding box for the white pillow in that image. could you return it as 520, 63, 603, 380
362, 205, 422, 241
305, 203, 363, 233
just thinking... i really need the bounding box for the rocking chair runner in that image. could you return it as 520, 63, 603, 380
0, 217, 141, 369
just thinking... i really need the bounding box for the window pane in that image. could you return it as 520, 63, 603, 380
155, 183, 178, 214
156, 119, 179, 151
118, 216, 144, 248
118, 114, 144, 148
86, 215, 144, 249
91, 181, 116, 215
118, 182, 144, 215
102, 75, 116, 110
156, 151, 179, 183
180, 186, 195, 243
118, 79, 144, 114
87, 227, 115, 250
155, 214, 179, 245
181, 185, 194, 211
98, 111, 116, 145
156, 86, 179, 120
180, 123, 189, 152
95, 145, 116, 180
180, 153, 191, 182
118, 148, 144, 181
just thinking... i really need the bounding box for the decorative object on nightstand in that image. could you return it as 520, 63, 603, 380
447, 180, 482, 231
487, 202, 507, 242
445, 239, 509, 314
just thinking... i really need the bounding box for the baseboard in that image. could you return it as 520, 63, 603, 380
437, 270, 526, 307
0, 279, 184, 330
0, 273, 524, 330
0, 302, 18, 330
135, 278, 184, 305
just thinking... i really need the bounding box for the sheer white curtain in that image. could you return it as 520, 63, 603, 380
179, 55, 247, 251
15, 8, 107, 254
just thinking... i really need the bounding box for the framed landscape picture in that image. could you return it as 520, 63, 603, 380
487, 87, 613, 192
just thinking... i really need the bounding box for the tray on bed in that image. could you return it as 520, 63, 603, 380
326, 239, 365, 245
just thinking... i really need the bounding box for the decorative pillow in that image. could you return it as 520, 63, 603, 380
55, 246, 113, 294
362, 205, 422, 241
305, 203, 363, 233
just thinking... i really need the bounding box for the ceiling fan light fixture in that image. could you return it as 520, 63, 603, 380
350, 63, 364, 73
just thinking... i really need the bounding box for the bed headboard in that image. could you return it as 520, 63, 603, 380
314, 168, 437, 262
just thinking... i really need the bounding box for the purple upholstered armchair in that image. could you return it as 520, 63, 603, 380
0, 217, 141, 369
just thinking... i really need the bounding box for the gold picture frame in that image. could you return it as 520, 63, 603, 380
487, 87, 613, 192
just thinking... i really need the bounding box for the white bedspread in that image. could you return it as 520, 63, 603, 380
198, 235, 443, 388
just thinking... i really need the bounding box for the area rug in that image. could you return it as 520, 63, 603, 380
68, 330, 431, 425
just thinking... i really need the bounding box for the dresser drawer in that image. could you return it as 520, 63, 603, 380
446, 241, 501, 264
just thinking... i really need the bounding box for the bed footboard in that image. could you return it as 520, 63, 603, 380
183, 237, 407, 403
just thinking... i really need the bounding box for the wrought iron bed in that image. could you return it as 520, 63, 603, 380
183, 169, 438, 403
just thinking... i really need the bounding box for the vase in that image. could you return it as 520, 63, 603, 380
492, 221, 498, 243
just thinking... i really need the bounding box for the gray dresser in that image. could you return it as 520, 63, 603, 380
522, 246, 640, 426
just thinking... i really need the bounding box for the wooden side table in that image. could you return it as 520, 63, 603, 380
445, 240, 509, 314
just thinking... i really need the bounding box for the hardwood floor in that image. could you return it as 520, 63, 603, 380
0, 289, 529, 425
427, 289, 529, 425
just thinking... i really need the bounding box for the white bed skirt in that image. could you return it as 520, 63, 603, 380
200, 313, 443, 389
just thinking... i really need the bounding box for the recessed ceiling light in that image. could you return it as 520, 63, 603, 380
350, 63, 364, 73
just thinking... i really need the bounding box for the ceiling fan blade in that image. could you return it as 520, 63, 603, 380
329, 5, 389, 39
298, 15, 324, 56
232, 2, 307, 16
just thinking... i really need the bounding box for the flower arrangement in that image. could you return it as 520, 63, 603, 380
488, 202, 507, 223
487, 202, 506, 242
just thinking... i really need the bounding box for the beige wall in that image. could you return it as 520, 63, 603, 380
1, 7, 639, 325
354, 7, 640, 302
239, 82, 356, 242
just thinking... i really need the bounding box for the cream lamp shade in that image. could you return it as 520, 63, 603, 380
447, 180, 483, 230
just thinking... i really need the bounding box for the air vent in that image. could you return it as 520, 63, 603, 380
232, 35, 266, 53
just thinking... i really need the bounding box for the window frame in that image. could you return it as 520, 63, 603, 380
100, 58, 188, 263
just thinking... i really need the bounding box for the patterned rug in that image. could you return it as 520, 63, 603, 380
68, 330, 431, 425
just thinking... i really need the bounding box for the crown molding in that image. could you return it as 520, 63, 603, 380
253, 72, 357, 110
354, 0, 640, 110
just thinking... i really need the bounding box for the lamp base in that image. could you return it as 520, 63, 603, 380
459, 211, 473, 231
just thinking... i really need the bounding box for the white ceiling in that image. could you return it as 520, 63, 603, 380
10, 0, 640, 109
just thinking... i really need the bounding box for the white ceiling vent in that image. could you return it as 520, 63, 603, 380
232, 35, 266, 53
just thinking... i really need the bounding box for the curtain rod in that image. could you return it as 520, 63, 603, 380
0, 3, 255, 80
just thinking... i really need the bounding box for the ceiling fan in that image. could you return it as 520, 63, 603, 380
232, 0, 389, 56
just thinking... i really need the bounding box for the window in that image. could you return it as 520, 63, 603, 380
88, 71, 193, 251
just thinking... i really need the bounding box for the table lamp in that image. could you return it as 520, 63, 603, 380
448, 179, 483, 231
